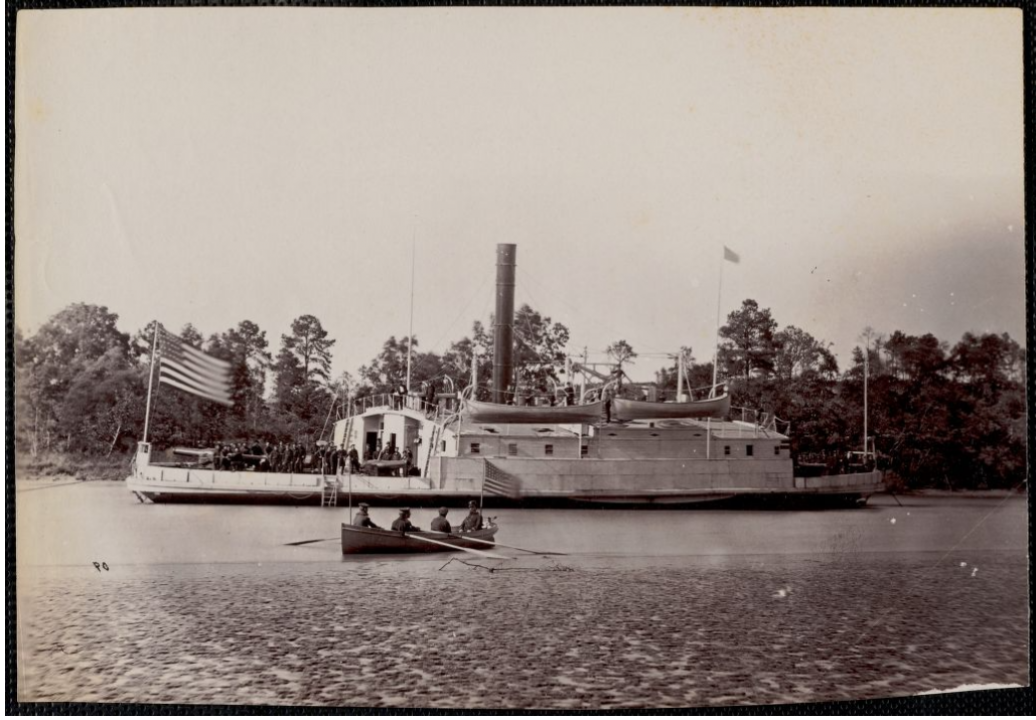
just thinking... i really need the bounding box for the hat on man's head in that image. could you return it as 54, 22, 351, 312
399, 508, 411, 515
358, 502, 369, 509
468, 500, 479, 508
438, 507, 449, 515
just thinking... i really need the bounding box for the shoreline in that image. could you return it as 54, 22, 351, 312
13, 472, 1027, 501
890, 487, 1028, 499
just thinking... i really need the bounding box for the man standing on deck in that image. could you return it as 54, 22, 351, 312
564, 382, 575, 406
423, 379, 436, 411
352, 502, 380, 529
391, 508, 420, 532
430, 507, 451, 533
460, 500, 483, 532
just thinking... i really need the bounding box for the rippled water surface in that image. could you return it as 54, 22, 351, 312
15, 482, 1029, 708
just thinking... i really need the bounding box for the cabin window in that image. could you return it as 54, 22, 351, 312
440, 440, 446, 452
724, 445, 731, 456
581, 444, 589, 458
508, 443, 518, 456
544, 444, 554, 456
746, 445, 754, 457
470, 443, 481, 455
774, 446, 781, 456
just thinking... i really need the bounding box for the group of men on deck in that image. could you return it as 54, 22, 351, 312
351, 501, 484, 533
212, 441, 361, 474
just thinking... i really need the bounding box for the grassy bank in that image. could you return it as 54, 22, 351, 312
15, 452, 132, 483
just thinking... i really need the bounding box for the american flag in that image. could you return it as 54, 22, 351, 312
158, 326, 233, 406
483, 459, 522, 499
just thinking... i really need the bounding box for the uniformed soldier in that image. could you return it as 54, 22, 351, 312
430, 507, 451, 533
390, 508, 420, 533
352, 502, 380, 528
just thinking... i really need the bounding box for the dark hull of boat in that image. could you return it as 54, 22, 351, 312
341, 525, 498, 554
132, 487, 876, 510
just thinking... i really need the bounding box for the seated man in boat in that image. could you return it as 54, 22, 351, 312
430, 507, 451, 533
390, 508, 420, 533
460, 500, 483, 532
352, 502, 380, 529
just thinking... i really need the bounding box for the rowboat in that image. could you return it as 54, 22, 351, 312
613, 393, 730, 421
463, 398, 604, 424
341, 523, 498, 554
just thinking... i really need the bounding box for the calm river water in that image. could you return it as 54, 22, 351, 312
15, 481, 1029, 709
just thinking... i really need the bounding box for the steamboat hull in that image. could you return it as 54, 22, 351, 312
127, 467, 883, 509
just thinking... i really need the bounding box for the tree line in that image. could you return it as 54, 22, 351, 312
14, 300, 1026, 490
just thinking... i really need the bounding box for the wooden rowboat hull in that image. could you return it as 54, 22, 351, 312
613, 394, 730, 421
341, 524, 498, 554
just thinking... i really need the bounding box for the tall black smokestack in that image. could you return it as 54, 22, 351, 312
492, 244, 517, 404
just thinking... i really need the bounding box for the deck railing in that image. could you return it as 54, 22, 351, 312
350, 393, 456, 417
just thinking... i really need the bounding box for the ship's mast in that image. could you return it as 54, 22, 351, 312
863, 338, 869, 455
406, 233, 416, 394
711, 252, 725, 398
676, 351, 685, 401
142, 321, 160, 443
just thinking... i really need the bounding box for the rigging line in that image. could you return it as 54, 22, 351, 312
402, 269, 493, 381
517, 267, 661, 356
515, 265, 620, 342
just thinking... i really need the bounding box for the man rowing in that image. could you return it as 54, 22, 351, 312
352, 502, 380, 529
430, 507, 451, 533
390, 508, 420, 533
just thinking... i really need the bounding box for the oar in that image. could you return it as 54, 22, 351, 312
407, 534, 513, 560
285, 537, 337, 546
449, 535, 567, 556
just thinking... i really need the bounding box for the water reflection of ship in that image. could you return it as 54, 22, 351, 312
127, 244, 883, 507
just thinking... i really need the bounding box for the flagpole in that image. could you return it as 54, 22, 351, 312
142, 322, 160, 443
406, 232, 415, 395
863, 338, 869, 455
711, 252, 725, 398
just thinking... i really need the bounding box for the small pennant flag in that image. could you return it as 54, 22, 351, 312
723, 246, 740, 264
483, 459, 522, 499
158, 327, 233, 406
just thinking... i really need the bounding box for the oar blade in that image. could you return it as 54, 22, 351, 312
285, 537, 337, 547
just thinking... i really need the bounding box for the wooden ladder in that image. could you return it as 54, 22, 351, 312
422, 415, 443, 480
339, 413, 355, 453
321, 477, 338, 507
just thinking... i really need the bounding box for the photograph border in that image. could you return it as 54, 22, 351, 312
5, 0, 1033, 715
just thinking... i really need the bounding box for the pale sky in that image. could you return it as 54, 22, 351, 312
14, 7, 1025, 382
